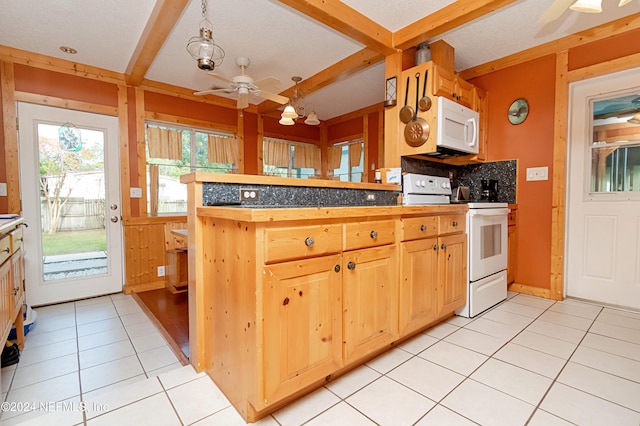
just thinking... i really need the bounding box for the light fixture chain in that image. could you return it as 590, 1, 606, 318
201, 0, 207, 18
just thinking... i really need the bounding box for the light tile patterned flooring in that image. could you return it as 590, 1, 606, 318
1, 291, 640, 425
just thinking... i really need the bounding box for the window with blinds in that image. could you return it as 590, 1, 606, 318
263, 137, 320, 179
145, 121, 238, 214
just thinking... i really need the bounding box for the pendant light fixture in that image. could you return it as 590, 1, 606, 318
186, 0, 225, 71
279, 76, 319, 126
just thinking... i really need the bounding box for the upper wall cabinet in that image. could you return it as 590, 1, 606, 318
431, 64, 476, 110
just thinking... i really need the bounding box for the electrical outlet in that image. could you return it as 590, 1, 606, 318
239, 188, 259, 202
365, 192, 376, 201
157, 266, 165, 277
0, 183, 6, 197
130, 187, 142, 198
526, 166, 549, 181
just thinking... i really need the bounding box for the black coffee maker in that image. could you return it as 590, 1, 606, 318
480, 179, 498, 202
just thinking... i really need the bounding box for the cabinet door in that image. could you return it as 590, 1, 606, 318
343, 245, 398, 363
399, 238, 438, 336
455, 78, 475, 109
10, 249, 23, 315
262, 254, 343, 404
508, 225, 517, 284
432, 65, 456, 101
0, 260, 11, 341
438, 233, 467, 316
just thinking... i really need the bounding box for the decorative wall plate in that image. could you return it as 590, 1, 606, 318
508, 98, 529, 125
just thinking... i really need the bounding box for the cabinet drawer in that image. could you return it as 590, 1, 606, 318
10, 227, 23, 254
401, 216, 438, 241
264, 224, 342, 263
439, 214, 466, 234
0, 235, 10, 265
344, 219, 395, 251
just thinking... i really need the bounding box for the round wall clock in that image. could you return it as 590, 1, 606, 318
508, 98, 529, 125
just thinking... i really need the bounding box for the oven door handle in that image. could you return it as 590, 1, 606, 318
468, 208, 509, 216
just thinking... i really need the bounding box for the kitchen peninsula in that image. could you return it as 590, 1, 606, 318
181, 172, 468, 422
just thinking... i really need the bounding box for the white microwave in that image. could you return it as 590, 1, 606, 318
435, 96, 479, 155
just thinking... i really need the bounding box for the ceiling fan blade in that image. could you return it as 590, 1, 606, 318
193, 88, 234, 96
253, 76, 280, 88
256, 90, 289, 105
237, 93, 249, 109
207, 72, 234, 84
537, 0, 574, 24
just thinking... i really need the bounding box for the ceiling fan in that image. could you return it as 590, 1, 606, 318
194, 57, 289, 109
538, 0, 634, 25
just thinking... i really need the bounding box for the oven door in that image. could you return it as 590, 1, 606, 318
468, 208, 508, 282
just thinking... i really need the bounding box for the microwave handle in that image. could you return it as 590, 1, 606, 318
466, 117, 478, 148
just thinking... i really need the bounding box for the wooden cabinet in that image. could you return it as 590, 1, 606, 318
437, 233, 467, 316
508, 207, 517, 284
399, 213, 467, 335
192, 205, 468, 422
0, 218, 25, 352
262, 254, 343, 404
475, 86, 489, 162
399, 237, 438, 336
432, 64, 476, 109
343, 244, 397, 363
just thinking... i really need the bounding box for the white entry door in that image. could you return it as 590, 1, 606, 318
18, 103, 123, 306
566, 67, 640, 309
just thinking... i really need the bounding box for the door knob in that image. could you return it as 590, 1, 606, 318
110, 215, 119, 223
110, 204, 118, 210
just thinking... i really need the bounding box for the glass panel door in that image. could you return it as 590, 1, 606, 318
18, 103, 123, 306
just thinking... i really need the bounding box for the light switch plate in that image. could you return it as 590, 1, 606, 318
526, 166, 548, 181
0, 183, 6, 196
130, 187, 142, 198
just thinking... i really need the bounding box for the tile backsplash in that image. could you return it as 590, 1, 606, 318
402, 157, 517, 203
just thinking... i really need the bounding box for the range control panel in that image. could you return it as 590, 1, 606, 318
403, 173, 452, 196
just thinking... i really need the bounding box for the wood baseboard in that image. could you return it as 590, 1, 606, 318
124, 280, 165, 294
508, 282, 558, 300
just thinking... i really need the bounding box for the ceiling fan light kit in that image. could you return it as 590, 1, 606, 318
570, 0, 602, 13
279, 116, 295, 125
628, 112, 640, 124
186, 0, 225, 71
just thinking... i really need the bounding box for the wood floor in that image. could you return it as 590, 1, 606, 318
134, 288, 189, 361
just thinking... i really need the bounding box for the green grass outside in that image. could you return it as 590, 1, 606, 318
41, 229, 107, 256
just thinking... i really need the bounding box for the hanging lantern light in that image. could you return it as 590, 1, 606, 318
186, 0, 225, 71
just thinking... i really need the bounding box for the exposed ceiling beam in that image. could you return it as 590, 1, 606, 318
277, 0, 397, 56
393, 0, 518, 51
125, 0, 190, 86
258, 48, 384, 115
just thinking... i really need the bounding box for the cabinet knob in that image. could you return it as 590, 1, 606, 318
370, 230, 378, 239
452, 221, 458, 227
433, 244, 439, 251
334, 265, 341, 273
347, 261, 356, 270
441, 243, 447, 250
304, 237, 315, 247
1, 248, 9, 254
420, 224, 426, 232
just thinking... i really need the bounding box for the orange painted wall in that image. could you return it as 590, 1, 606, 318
328, 117, 363, 142
471, 55, 556, 289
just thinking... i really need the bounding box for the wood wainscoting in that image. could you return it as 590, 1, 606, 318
123, 216, 187, 294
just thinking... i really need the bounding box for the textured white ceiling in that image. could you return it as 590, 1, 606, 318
1, 0, 638, 121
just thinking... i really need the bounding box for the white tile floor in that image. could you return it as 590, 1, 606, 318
1, 291, 640, 425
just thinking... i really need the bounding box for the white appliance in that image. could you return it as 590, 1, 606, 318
435, 96, 479, 156
456, 202, 509, 318
402, 173, 451, 205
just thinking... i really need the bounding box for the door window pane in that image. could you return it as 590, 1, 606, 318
38, 123, 107, 280
590, 94, 640, 194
